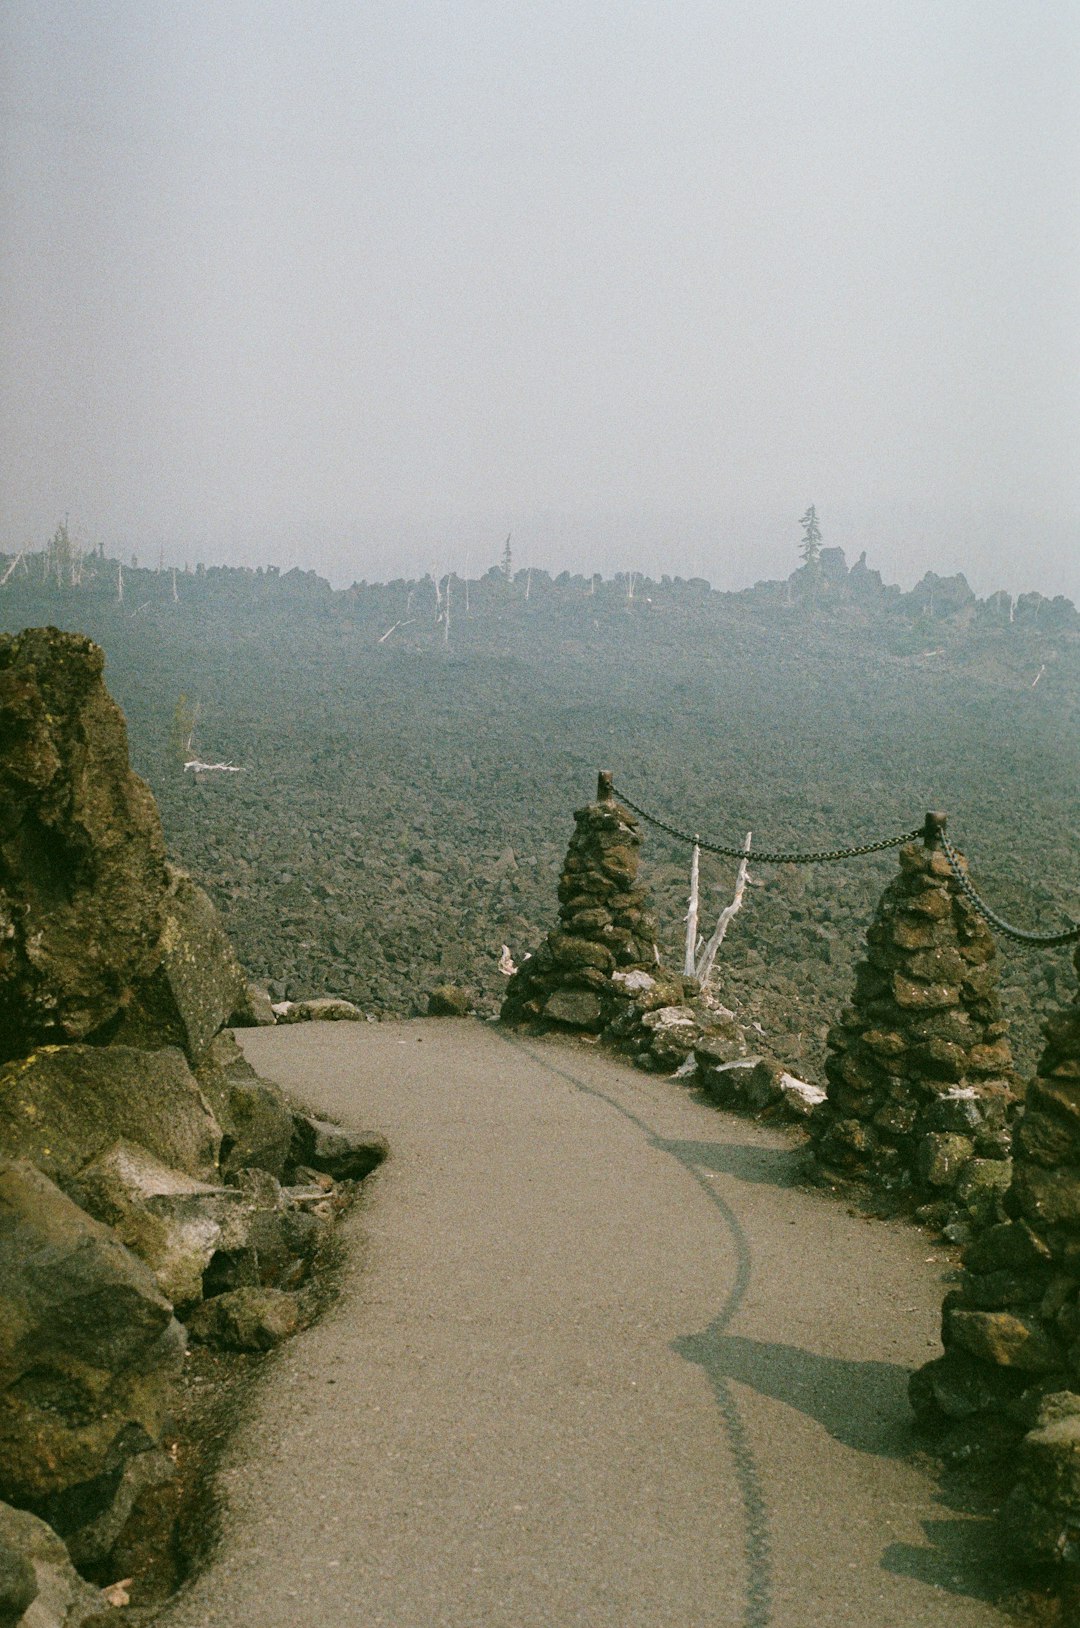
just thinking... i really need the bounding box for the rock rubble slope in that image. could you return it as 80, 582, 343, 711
0, 628, 387, 1619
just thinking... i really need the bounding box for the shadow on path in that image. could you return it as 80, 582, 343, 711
881, 1519, 1013, 1605
675, 1323, 1015, 1607
672, 1326, 913, 1457
649, 1136, 802, 1189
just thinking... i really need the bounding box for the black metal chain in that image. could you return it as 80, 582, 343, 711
939, 833, 1080, 947
611, 785, 923, 866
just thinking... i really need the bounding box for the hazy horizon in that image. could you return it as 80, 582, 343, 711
3, 3, 1078, 601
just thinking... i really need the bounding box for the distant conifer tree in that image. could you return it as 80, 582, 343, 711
799, 505, 822, 566
501, 533, 513, 582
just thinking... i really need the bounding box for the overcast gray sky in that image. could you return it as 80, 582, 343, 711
2, 2, 1078, 597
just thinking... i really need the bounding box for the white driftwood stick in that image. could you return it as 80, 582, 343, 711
696, 833, 752, 986
683, 840, 701, 977
377, 618, 415, 644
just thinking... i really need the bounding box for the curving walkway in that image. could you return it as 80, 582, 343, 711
158, 1019, 1015, 1628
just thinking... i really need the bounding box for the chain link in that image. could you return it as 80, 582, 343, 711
939, 833, 1080, 947
611, 786, 923, 866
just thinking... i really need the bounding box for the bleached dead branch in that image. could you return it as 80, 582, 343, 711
695, 833, 752, 986
0, 553, 24, 586
1032, 664, 1046, 687
683, 840, 701, 976
378, 618, 415, 644
184, 760, 245, 774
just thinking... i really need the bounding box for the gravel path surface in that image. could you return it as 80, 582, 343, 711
158, 1019, 1016, 1628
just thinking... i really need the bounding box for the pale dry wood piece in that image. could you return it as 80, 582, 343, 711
683, 840, 701, 976
696, 832, 752, 986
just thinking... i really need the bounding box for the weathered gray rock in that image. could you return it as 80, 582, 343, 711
543, 988, 602, 1029
1003, 1401, 1080, 1563
229, 982, 277, 1027
191, 1033, 294, 1180
427, 984, 474, 1017
0, 1160, 182, 1512
68, 1141, 249, 1306
943, 1306, 1063, 1373
290, 1116, 388, 1182
0, 628, 170, 1062
916, 1132, 975, 1189
272, 996, 364, 1023
63, 1444, 176, 1573
0, 1045, 221, 1188
0, 1500, 104, 1628
186, 1287, 299, 1351
111, 868, 247, 1065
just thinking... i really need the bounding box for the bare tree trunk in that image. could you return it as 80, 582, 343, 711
696, 834, 752, 986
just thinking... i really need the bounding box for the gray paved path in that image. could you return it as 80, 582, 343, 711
159, 1019, 1015, 1628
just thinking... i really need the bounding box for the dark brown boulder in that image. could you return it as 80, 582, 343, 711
0, 628, 170, 1060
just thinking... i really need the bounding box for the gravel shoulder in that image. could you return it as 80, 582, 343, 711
157, 1019, 1017, 1628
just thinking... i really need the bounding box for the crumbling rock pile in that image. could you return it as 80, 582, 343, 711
911, 942, 1080, 1569
0, 629, 387, 1613
501, 774, 755, 1076
811, 820, 1018, 1231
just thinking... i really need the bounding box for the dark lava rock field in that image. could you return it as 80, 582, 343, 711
2, 550, 1078, 1084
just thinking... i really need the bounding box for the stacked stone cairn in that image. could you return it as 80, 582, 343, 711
911, 941, 1080, 1571
501, 773, 753, 1075
811, 815, 1018, 1233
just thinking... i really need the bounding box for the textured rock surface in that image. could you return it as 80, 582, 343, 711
68, 1141, 248, 1307
811, 832, 1017, 1212
912, 943, 1080, 1568
0, 1045, 221, 1188
290, 1116, 389, 1182
427, 984, 474, 1017
0, 1500, 105, 1628
0, 1159, 182, 1512
185, 1287, 299, 1351
272, 996, 364, 1023
111, 868, 247, 1065
0, 628, 169, 1061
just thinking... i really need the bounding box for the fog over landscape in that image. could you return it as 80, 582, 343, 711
2, 2, 1078, 597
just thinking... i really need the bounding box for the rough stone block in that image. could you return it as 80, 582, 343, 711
0, 1499, 104, 1627
1011, 1163, 1080, 1229
543, 988, 603, 1029
186, 1287, 299, 1351
0, 1044, 221, 1188
114, 869, 246, 1065
290, 1115, 388, 1182
893, 973, 960, 1011
943, 1307, 1063, 1373
916, 1132, 974, 1189
68, 1140, 248, 1306
0, 1160, 182, 1510
964, 1220, 1053, 1274
547, 933, 615, 972
0, 628, 170, 1061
